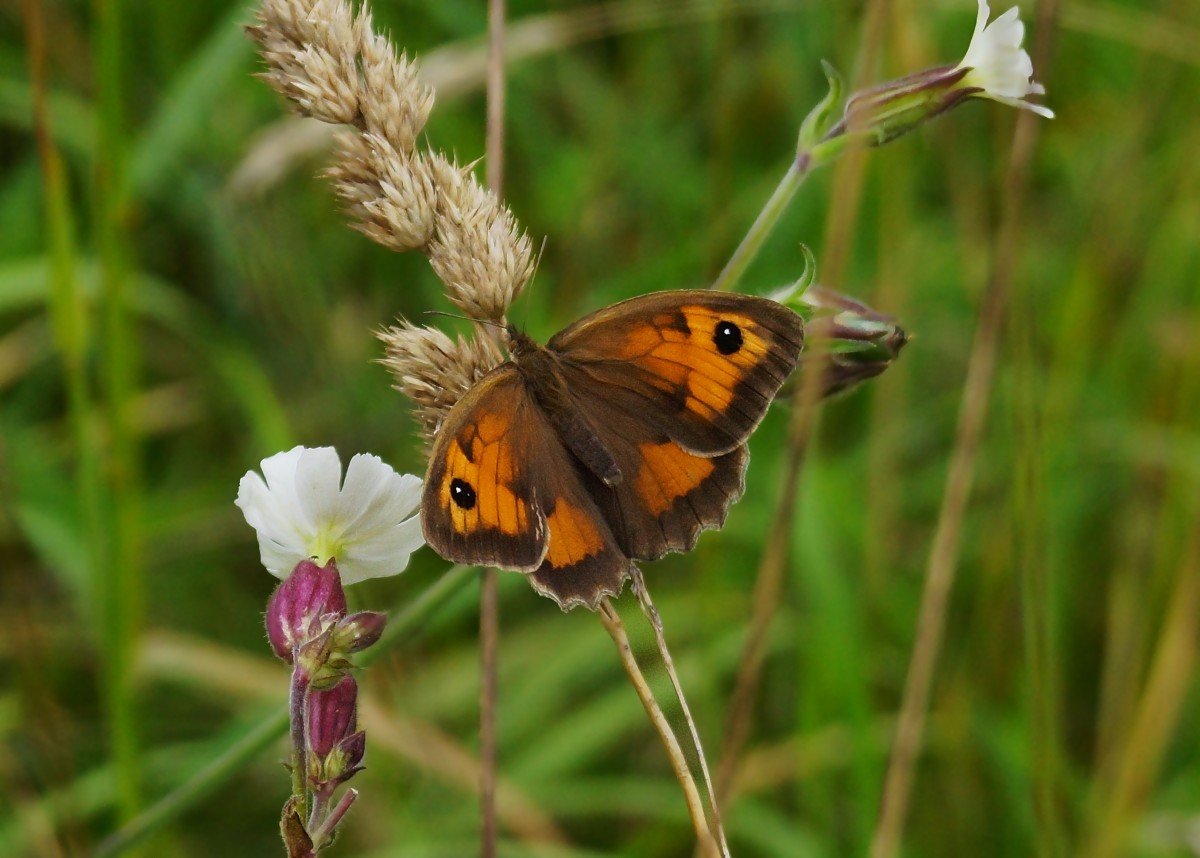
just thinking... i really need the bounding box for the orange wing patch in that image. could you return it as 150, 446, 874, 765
634, 441, 716, 516
441, 410, 530, 538
616, 307, 772, 420
543, 497, 605, 569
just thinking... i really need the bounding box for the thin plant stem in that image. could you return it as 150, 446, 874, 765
94, 0, 144, 830
288, 661, 310, 822
307, 790, 327, 835
311, 789, 358, 846
1081, 186, 1200, 856
1011, 12, 1064, 858
22, 0, 107, 628
95, 565, 474, 857
870, 16, 1058, 857
479, 567, 499, 858
710, 155, 812, 293
597, 599, 721, 857
867, 197, 1007, 858
630, 569, 729, 858
1081, 514, 1200, 857
710, 0, 887, 808
1010, 7, 1065, 852
480, 1, 507, 855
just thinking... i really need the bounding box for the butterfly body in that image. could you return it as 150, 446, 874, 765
421, 290, 804, 610
506, 329, 624, 487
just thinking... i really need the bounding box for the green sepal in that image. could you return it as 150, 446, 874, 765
797, 60, 844, 154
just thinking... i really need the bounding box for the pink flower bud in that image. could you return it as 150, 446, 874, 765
333, 611, 387, 654
307, 675, 357, 756
265, 560, 347, 662
334, 731, 366, 773
306, 676, 365, 789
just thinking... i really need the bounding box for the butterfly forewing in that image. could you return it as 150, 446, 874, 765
548, 290, 804, 456
422, 367, 548, 571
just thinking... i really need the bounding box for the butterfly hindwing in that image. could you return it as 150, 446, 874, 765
548, 290, 804, 456
552, 391, 750, 561
527, 467, 633, 610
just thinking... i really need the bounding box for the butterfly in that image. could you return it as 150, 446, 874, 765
421, 290, 804, 610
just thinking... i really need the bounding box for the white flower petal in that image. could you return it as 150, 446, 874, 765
236, 468, 307, 554
350, 471, 423, 538
258, 447, 312, 534
337, 453, 402, 532
293, 447, 345, 532
337, 514, 425, 585
257, 532, 306, 580
340, 452, 392, 507
990, 94, 1056, 118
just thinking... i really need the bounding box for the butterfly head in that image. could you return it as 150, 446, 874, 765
505, 323, 539, 358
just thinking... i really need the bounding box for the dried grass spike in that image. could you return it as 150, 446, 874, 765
356, 12, 434, 153
251, 0, 361, 126
425, 153, 536, 322
378, 322, 500, 444
327, 134, 439, 251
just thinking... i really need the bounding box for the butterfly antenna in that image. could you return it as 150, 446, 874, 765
631, 567, 731, 858
422, 310, 507, 332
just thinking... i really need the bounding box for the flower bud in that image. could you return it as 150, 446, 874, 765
306, 676, 365, 789
265, 559, 347, 662
333, 611, 387, 655
801, 286, 909, 398
834, 65, 972, 150
296, 628, 337, 685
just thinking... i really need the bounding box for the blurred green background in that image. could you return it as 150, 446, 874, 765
3, 0, 1199, 855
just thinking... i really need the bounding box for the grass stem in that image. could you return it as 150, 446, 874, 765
598, 598, 720, 857
630, 570, 729, 858
480, 1, 508, 855
94, 0, 145, 831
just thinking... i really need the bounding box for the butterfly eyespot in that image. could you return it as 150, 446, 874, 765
450, 478, 477, 510
713, 320, 743, 355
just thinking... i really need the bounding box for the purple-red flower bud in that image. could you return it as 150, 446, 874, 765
306, 676, 365, 788
333, 611, 387, 654
266, 559, 347, 662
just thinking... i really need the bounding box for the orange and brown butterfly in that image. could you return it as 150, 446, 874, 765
421, 290, 804, 610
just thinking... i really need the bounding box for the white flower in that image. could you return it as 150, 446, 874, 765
236, 446, 425, 585
958, 0, 1054, 118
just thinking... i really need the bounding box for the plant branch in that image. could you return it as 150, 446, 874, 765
710, 154, 812, 293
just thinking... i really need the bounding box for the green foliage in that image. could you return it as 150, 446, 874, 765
2, 1, 1199, 856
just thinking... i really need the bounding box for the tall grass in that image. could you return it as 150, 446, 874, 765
3, 0, 1199, 856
